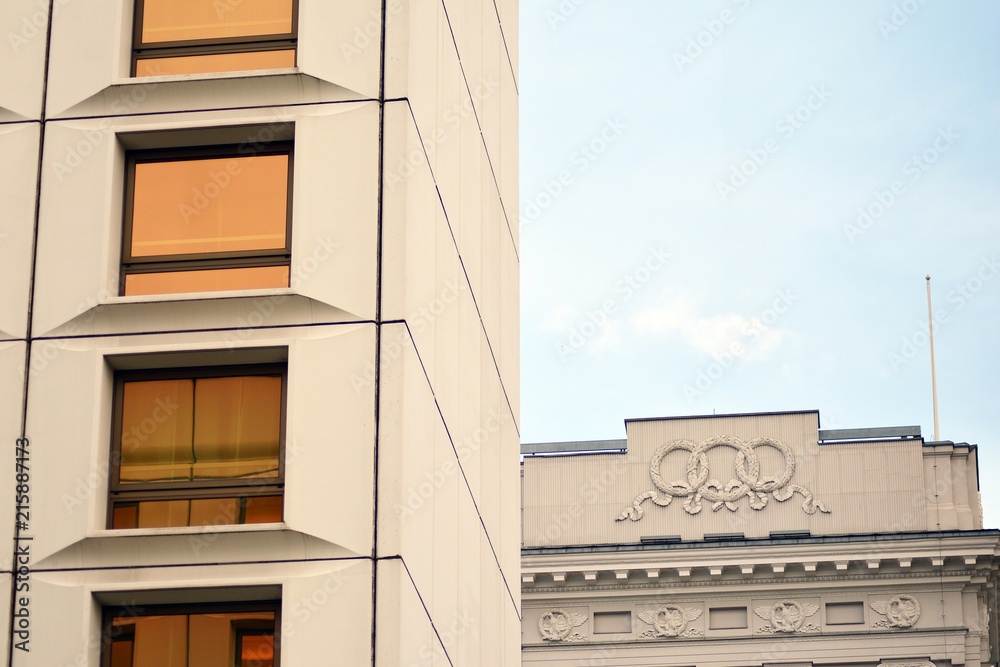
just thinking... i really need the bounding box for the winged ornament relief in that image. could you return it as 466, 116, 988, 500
871, 595, 921, 628
537, 609, 587, 642
637, 605, 704, 638
754, 600, 820, 634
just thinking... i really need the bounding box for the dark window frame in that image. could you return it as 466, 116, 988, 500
107, 363, 287, 529
120, 142, 294, 296
101, 600, 280, 667
131, 0, 299, 76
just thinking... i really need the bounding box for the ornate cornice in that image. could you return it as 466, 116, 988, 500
523, 568, 979, 595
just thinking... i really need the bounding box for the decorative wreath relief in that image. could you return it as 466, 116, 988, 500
754, 600, 820, 634
871, 595, 921, 628
537, 609, 587, 642
637, 605, 704, 638
616, 436, 832, 521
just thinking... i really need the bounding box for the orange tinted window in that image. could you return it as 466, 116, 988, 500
123, 266, 289, 297
106, 608, 275, 667
109, 637, 134, 667
136, 499, 192, 528
245, 496, 283, 523
140, 0, 293, 43
193, 376, 281, 480
112, 504, 139, 529
129, 615, 188, 666
119, 379, 195, 484
189, 497, 241, 526
119, 375, 280, 484
130, 154, 288, 258
113, 369, 283, 530
112, 496, 283, 529
135, 49, 295, 77
240, 635, 275, 667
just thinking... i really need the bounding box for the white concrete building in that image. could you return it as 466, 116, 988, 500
522, 411, 999, 667
1, 1, 519, 664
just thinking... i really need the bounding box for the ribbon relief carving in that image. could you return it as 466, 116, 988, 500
616, 435, 831, 521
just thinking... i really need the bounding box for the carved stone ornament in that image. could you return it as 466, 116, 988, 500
871, 595, 921, 628
616, 436, 831, 521
637, 605, 704, 638
537, 609, 587, 642
753, 600, 820, 634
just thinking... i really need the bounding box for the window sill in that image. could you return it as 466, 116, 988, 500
96, 521, 287, 539
106, 287, 295, 305
114, 67, 301, 86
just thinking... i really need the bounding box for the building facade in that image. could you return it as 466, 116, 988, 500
522, 411, 999, 667
1, 0, 519, 664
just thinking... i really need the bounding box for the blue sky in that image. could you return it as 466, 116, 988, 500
518, 2, 1000, 523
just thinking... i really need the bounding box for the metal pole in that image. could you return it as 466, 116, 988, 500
925, 275, 941, 441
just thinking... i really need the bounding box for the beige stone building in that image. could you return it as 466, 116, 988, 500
522, 411, 999, 666
1, 0, 519, 664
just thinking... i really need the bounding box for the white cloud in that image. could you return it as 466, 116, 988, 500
632, 287, 793, 361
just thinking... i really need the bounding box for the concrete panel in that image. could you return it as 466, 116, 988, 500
17, 560, 370, 667
376, 558, 450, 667
46, 0, 378, 117
292, 104, 379, 320
0, 123, 38, 339
33, 103, 378, 337
24, 325, 373, 563
0, 344, 23, 571
45, 0, 127, 116
284, 326, 376, 555
298, 0, 381, 98
0, 1, 48, 120
376, 325, 516, 648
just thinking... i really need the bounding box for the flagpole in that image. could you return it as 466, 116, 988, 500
925, 275, 940, 441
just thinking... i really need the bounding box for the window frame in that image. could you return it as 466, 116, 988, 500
101, 600, 281, 667
119, 142, 294, 296
107, 363, 287, 529
130, 0, 300, 77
